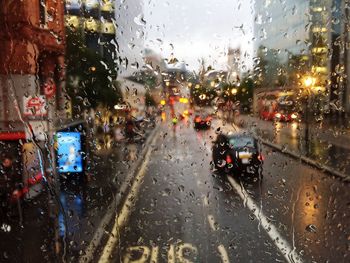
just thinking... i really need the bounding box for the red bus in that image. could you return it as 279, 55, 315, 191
257, 91, 298, 122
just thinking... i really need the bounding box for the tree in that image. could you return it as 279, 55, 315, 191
65, 28, 122, 113
237, 76, 254, 113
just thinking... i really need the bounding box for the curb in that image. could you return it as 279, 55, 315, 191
257, 137, 350, 182
79, 124, 161, 263
229, 120, 350, 182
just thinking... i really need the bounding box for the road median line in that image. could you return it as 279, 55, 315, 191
226, 176, 303, 263
80, 124, 161, 263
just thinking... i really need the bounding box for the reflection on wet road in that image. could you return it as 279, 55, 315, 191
97, 119, 349, 262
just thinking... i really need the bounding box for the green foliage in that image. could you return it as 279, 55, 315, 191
219, 77, 254, 113
126, 70, 158, 89
145, 91, 156, 107
237, 77, 254, 112
190, 82, 217, 106
65, 28, 122, 111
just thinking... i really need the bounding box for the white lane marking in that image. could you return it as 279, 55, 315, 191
123, 246, 150, 263
98, 134, 158, 263
203, 196, 209, 207
209, 120, 303, 262
207, 214, 218, 231
226, 176, 303, 263
150, 246, 159, 263
167, 244, 175, 263
176, 243, 198, 263
217, 244, 230, 263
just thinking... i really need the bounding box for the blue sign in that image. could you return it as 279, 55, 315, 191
57, 132, 83, 173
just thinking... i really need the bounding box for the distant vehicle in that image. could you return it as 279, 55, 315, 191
257, 91, 298, 122
193, 113, 212, 129
212, 132, 263, 177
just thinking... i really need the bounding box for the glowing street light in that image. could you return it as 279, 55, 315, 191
231, 88, 238, 95
302, 75, 316, 154
303, 76, 316, 88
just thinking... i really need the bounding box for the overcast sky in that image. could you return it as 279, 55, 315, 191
142, 0, 255, 71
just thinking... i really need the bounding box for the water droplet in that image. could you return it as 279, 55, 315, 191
305, 224, 317, 233
134, 14, 146, 26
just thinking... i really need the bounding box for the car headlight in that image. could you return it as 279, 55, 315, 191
291, 113, 297, 119
275, 113, 281, 118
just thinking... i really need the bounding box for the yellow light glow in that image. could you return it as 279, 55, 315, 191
160, 100, 166, 105
195, 84, 200, 89
313, 7, 323, 12
313, 67, 327, 74
182, 98, 189, 104
231, 88, 238, 95
84, 18, 99, 32
312, 47, 327, 54
161, 112, 166, 121
312, 27, 327, 33
65, 15, 80, 28
100, 21, 116, 34
312, 86, 326, 92
303, 76, 316, 87
199, 94, 206, 100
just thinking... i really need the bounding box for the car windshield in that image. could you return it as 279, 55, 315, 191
1, 1, 350, 263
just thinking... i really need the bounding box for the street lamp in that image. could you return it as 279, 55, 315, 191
302, 75, 316, 154
231, 88, 238, 95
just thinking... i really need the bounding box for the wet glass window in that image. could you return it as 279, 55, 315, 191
0, 0, 350, 262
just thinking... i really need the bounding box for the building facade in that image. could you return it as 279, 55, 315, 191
0, 0, 67, 198
254, 0, 350, 115
0, 0, 66, 133
65, 0, 117, 69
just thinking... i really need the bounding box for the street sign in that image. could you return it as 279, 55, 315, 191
23, 96, 47, 117
43, 81, 56, 98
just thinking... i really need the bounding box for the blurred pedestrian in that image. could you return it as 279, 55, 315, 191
0, 153, 22, 230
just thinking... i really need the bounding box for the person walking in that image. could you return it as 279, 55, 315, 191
0, 153, 23, 230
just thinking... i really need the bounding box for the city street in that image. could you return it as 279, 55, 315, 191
2, 1, 350, 262
91, 118, 350, 262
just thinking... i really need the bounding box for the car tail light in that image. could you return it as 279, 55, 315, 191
258, 154, 264, 161
226, 154, 232, 164
195, 117, 201, 123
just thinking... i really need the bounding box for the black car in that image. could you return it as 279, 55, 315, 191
212, 132, 263, 177
193, 114, 212, 129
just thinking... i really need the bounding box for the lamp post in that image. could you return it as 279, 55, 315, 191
303, 76, 316, 154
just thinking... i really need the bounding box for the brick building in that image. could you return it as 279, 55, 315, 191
0, 0, 67, 198
0, 0, 67, 135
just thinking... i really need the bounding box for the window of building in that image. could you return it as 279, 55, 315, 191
39, 0, 47, 27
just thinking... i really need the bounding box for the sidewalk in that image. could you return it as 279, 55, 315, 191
238, 114, 350, 175
0, 126, 155, 262
62, 127, 155, 261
